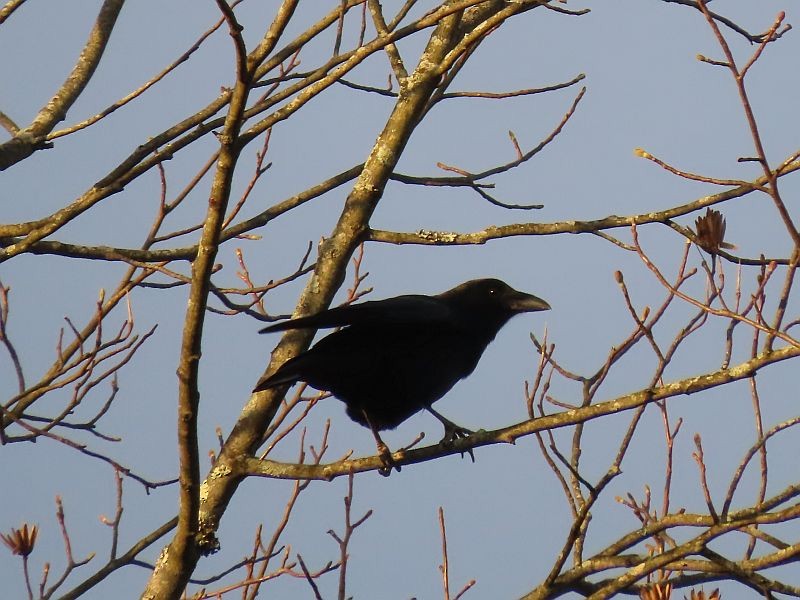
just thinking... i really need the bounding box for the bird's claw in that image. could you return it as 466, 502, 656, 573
439, 424, 476, 463
441, 423, 473, 444
376, 441, 402, 476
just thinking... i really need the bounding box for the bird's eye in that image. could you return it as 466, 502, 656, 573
488, 287, 497, 295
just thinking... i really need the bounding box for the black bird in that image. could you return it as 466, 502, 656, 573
254, 278, 550, 465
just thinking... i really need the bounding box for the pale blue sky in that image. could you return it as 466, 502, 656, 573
2, 2, 799, 598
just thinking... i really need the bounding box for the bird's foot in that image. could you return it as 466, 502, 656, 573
376, 440, 402, 476
426, 407, 475, 461
439, 422, 476, 463
363, 411, 402, 475
440, 422, 473, 444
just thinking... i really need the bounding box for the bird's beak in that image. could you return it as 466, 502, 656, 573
507, 290, 551, 313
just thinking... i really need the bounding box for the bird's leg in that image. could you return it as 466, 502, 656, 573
426, 407, 475, 462
361, 409, 400, 475
427, 407, 473, 441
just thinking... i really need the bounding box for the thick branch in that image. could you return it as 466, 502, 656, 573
141, 3, 504, 598
139, 7, 253, 597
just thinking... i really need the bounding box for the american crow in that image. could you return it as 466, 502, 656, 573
254, 278, 550, 466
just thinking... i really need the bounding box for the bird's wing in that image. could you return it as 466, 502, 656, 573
259, 294, 453, 333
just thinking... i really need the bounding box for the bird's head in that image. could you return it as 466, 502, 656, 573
440, 278, 551, 319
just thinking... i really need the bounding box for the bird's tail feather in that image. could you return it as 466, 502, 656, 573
252, 363, 300, 393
